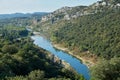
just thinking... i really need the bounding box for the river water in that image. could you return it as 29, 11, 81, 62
31, 35, 90, 80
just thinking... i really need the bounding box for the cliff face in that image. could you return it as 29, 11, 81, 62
41, 6, 87, 22
40, 0, 120, 23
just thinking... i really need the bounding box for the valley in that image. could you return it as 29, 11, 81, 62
0, 0, 120, 80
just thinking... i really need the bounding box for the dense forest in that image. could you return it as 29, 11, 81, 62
90, 57, 120, 80
0, 26, 84, 80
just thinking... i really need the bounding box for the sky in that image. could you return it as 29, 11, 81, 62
0, 0, 100, 14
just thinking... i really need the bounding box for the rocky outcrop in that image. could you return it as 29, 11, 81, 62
40, 0, 120, 24
48, 54, 70, 68
41, 6, 87, 22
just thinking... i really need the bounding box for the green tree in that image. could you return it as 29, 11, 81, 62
28, 70, 45, 80
2, 45, 18, 54
91, 57, 120, 80
5, 76, 27, 80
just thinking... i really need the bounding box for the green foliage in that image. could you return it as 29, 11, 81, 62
5, 76, 27, 80
28, 70, 45, 80
2, 45, 18, 54
105, 0, 120, 4
0, 26, 28, 41
48, 78, 71, 80
50, 9, 120, 59
90, 57, 120, 80
0, 26, 84, 80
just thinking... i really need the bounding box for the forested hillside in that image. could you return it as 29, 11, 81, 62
50, 9, 120, 59
49, 10, 120, 80
33, 0, 120, 59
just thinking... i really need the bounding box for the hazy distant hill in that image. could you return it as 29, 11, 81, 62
0, 12, 49, 27
0, 12, 48, 19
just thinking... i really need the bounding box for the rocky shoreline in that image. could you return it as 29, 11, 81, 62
53, 43, 96, 68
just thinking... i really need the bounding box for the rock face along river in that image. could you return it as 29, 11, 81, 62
31, 35, 90, 80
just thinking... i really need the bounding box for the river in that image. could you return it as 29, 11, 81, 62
31, 35, 90, 80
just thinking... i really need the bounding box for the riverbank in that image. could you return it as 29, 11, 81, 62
53, 43, 97, 68
31, 35, 91, 79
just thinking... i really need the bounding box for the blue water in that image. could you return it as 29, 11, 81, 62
31, 35, 90, 80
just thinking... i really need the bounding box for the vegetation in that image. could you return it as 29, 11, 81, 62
0, 26, 28, 40
50, 9, 120, 59
48, 7, 120, 79
0, 26, 84, 80
30, 0, 120, 80
91, 57, 120, 80
0, 0, 119, 80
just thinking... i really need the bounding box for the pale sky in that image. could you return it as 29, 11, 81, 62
0, 0, 100, 14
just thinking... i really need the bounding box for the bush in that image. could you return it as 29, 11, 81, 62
2, 45, 18, 54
